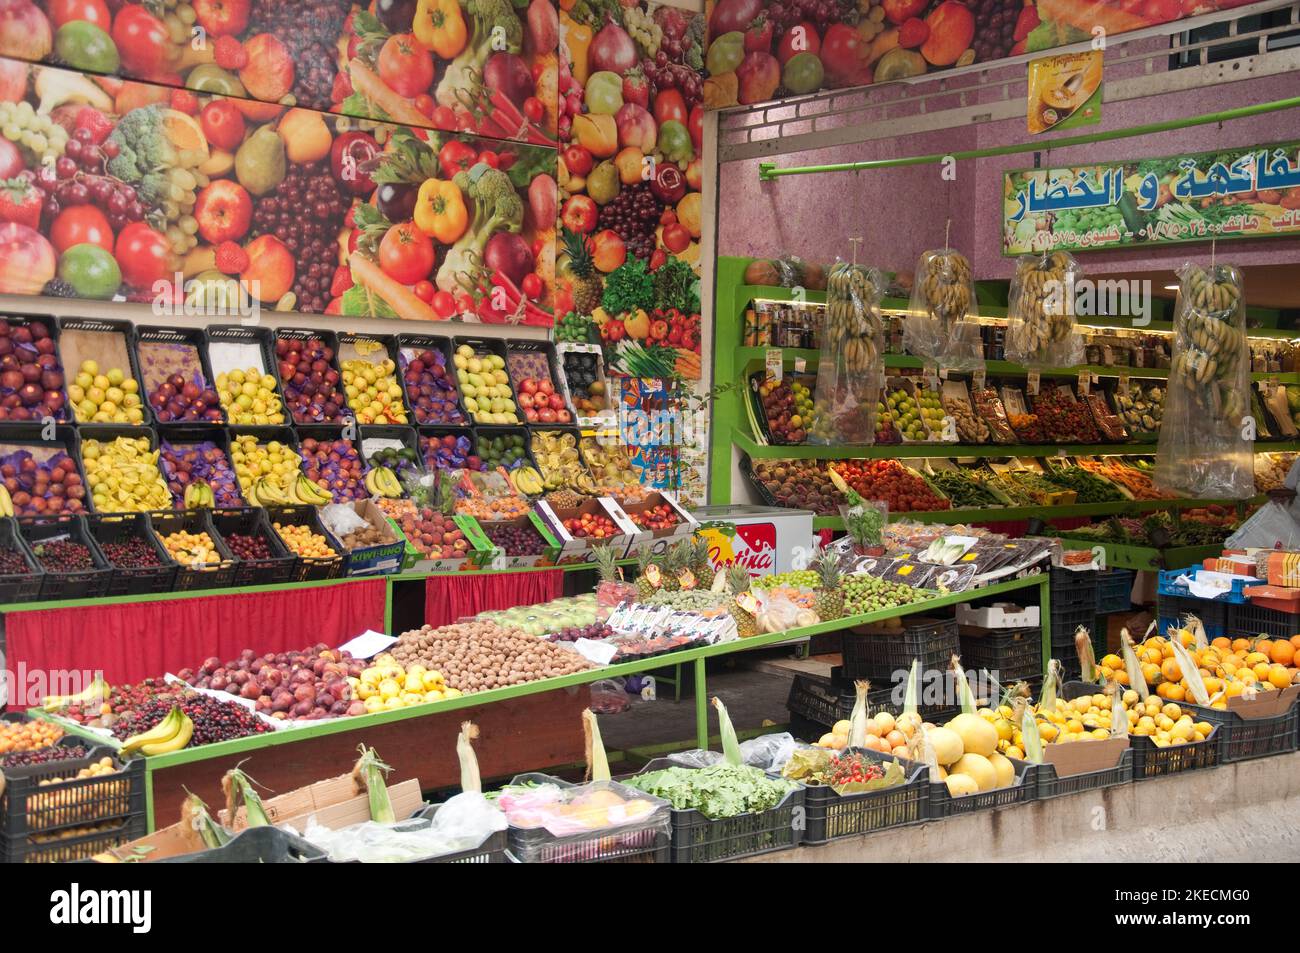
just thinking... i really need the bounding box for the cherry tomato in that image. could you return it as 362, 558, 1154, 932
48, 0, 111, 29
113, 222, 169, 288
431, 290, 457, 318
413, 280, 435, 303
476, 150, 499, 168
377, 34, 434, 98
413, 94, 436, 118
50, 205, 113, 255
430, 105, 457, 130
523, 96, 545, 123
111, 5, 170, 75
378, 222, 435, 285
521, 273, 543, 299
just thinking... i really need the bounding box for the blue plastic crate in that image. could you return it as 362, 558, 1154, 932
1157, 567, 1258, 603
1156, 593, 1227, 640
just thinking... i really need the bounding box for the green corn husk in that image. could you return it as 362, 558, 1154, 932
458, 721, 482, 794
1108, 683, 1127, 737
848, 680, 870, 749
1039, 660, 1059, 713
1120, 628, 1150, 701
222, 764, 271, 828
1170, 639, 1211, 707
952, 655, 977, 715
583, 709, 610, 782
182, 791, 229, 849
903, 659, 920, 721
713, 697, 742, 767
1020, 706, 1043, 763
353, 744, 395, 824
917, 724, 945, 783
1076, 626, 1098, 684
1183, 614, 1209, 651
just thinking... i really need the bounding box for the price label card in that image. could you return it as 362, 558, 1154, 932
972, 368, 986, 391
922, 363, 940, 391
1078, 371, 1090, 396
1117, 372, 1130, 395
794, 357, 806, 373
766, 348, 783, 383
1026, 369, 1041, 395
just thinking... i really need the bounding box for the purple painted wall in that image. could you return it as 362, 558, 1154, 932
718, 72, 1300, 278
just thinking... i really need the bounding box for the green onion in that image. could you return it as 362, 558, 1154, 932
713, 697, 743, 767
458, 721, 482, 794
353, 745, 395, 824
583, 710, 611, 782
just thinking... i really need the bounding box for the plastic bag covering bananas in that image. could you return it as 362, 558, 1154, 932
905, 247, 983, 370
1155, 260, 1254, 500
809, 261, 885, 446
1006, 250, 1084, 368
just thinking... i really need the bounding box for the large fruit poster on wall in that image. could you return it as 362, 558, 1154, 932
0, 56, 557, 324
0, 0, 558, 143
701, 0, 1261, 109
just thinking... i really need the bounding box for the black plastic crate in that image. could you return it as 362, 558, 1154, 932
134, 324, 224, 425
1158, 593, 1227, 639
19, 513, 112, 600
88, 512, 177, 596
295, 424, 372, 504
0, 313, 72, 426
452, 337, 520, 426
959, 625, 1043, 684
265, 505, 344, 581
0, 516, 43, 604
209, 507, 297, 588
786, 675, 854, 729
360, 424, 426, 485
842, 616, 960, 681
148, 509, 237, 591
156, 826, 327, 863
226, 425, 299, 507
155, 425, 245, 509
411, 803, 510, 863
1036, 748, 1134, 799
416, 425, 478, 474
77, 423, 169, 515
1096, 568, 1134, 613
2, 815, 146, 863
203, 325, 287, 423
926, 752, 1037, 818
0, 423, 90, 519
1051, 566, 1098, 610
55, 317, 152, 427
337, 332, 411, 426
801, 753, 929, 845
1226, 601, 1300, 641
506, 774, 672, 863
272, 328, 351, 424
1188, 700, 1299, 764
1, 746, 144, 839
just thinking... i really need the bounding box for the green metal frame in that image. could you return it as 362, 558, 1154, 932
33, 572, 1048, 830
757, 95, 1300, 180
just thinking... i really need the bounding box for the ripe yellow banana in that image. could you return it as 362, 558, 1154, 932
0, 484, 12, 518
140, 712, 194, 756
119, 707, 181, 757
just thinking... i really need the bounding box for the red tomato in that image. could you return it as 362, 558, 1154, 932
431, 290, 457, 318
521, 273, 543, 299
377, 34, 434, 98
413, 94, 436, 118
430, 105, 457, 130
438, 139, 477, 179
111, 5, 170, 74
653, 89, 687, 127
820, 23, 871, 87
476, 150, 499, 168
413, 280, 435, 303
113, 222, 169, 288
378, 222, 435, 285
661, 222, 691, 253
49, 0, 111, 29
51, 206, 113, 255
523, 96, 544, 123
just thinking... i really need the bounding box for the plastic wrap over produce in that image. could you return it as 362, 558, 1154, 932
905, 248, 984, 372
1004, 251, 1085, 369
808, 260, 884, 445
1155, 262, 1254, 500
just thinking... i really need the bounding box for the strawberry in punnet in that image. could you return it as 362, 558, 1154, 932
213, 35, 249, 70
622, 68, 650, 108
214, 241, 250, 275
0, 178, 43, 229
74, 106, 113, 145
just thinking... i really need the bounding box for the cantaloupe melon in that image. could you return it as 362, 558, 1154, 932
944, 773, 979, 797
833, 719, 852, 736
987, 751, 1015, 789
950, 753, 997, 791
927, 725, 964, 765
947, 712, 998, 758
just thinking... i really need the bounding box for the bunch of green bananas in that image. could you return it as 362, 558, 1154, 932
1009, 251, 1075, 357
825, 262, 883, 374
1172, 265, 1246, 424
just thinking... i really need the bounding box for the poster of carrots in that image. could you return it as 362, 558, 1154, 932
0, 0, 558, 143
701, 0, 1262, 109
0, 56, 557, 324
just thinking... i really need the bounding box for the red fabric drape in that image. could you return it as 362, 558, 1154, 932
424, 571, 565, 627
6, 580, 386, 686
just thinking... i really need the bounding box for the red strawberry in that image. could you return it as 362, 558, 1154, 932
0, 178, 42, 229
744, 14, 773, 53
329, 264, 353, 297
73, 107, 113, 145
331, 70, 353, 103
214, 241, 250, 275
621, 68, 649, 108
898, 17, 928, 48
1013, 5, 1041, 42
213, 36, 248, 70
170, 88, 200, 114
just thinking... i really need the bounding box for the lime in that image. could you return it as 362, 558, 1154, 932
59, 243, 122, 300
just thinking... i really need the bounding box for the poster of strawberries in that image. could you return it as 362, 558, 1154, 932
556, 0, 706, 384
701, 0, 1262, 109
0, 56, 557, 324
0, 0, 559, 143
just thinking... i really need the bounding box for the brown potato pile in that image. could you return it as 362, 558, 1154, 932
388, 621, 594, 693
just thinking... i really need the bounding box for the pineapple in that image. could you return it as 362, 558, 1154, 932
592, 543, 621, 584
670, 539, 696, 590
726, 565, 758, 638
660, 543, 684, 592
561, 227, 603, 315
690, 535, 715, 588
812, 550, 844, 622
635, 550, 662, 602
594, 542, 633, 607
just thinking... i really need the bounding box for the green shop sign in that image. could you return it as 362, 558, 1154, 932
1002, 142, 1300, 256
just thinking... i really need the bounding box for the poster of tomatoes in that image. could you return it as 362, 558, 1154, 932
0, 0, 558, 143
701, 0, 1262, 109
0, 56, 557, 323
556, 0, 706, 383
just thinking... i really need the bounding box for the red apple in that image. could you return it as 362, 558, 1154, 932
331, 131, 379, 196
194, 179, 253, 244
241, 234, 295, 302
192, 0, 250, 35
239, 33, 294, 101
561, 195, 598, 234
615, 102, 657, 152
200, 99, 246, 152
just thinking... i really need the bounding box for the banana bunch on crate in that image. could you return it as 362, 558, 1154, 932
825, 262, 883, 374
1172, 264, 1246, 424
1008, 251, 1076, 357
920, 249, 973, 325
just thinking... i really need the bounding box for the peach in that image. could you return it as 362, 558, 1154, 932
240, 234, 295, 303
572, 113, 618, 158
920, 1, 975, 67
238, 33, 295, 102
279, 108, 333, 163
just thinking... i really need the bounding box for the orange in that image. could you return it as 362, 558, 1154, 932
1232, 638, 1252, 653
1270, 640, 1295, 667
1269, 665, 1292, 690
1141, 662, 1162, 686
1256, 640, 1274, 659
1155, 682, 1172, 699
1161, 658, 1183, 683
1244, 651, 1270, 667
1253, 662, 1273, 682
1161, 642, 1175, 660
1291, 635, 1300, 652
1178, 629, 1196, 648
1164, 683, 1185, 702
1112, 669, 1130, 686
1225, 679, 1246, 697
1202, 676, 1223, 697
1238, 669, 1258, 686
1212, 637, 1231, 651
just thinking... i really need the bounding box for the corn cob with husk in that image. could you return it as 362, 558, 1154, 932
353, 744, 395, 823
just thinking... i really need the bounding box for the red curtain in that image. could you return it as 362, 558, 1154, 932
424, 571, 565, 627
6, 580, 386, 687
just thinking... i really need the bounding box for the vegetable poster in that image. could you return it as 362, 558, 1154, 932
1003, 142, 1300, 256
701, 0, 1263, 110
0, 0, 558, 143
0, 56, 558, 324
